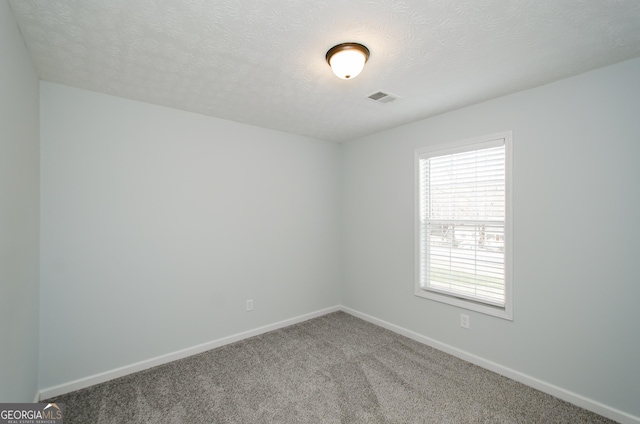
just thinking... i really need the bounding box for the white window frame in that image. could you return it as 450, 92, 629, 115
414, 131, 513, 320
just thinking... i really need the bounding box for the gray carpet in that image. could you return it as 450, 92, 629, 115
45, 311, 615, 423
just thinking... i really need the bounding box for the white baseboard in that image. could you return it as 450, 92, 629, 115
39, 305, 340, 400
340, 306, 639, 424
33, 391, 40, 403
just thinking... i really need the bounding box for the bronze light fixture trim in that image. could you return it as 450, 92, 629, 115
326, 43, 370, 79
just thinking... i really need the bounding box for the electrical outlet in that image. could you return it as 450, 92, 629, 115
460, 314, 470, 329
246, 299, 253, 311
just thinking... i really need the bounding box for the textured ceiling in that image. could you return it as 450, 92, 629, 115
9, 0, 640, 142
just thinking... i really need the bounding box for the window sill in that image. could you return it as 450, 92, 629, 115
415, 287, 513, 320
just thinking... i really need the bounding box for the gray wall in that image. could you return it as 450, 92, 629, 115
341, 57, 640, 418
0, 0, 40, 402
39, 82, 341, 389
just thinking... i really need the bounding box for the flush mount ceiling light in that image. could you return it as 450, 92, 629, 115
326, 43, 370, 80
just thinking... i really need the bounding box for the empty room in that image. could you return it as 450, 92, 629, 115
1, 0, 639, 422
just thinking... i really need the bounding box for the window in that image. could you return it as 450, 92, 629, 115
415, 132, 512, 320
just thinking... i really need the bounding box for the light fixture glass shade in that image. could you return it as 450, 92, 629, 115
326, 43, 370, 80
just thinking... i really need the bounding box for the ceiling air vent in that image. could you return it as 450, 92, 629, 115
366, 90, 398, 104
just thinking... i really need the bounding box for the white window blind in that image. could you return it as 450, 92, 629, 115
416, 132, 512, 318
